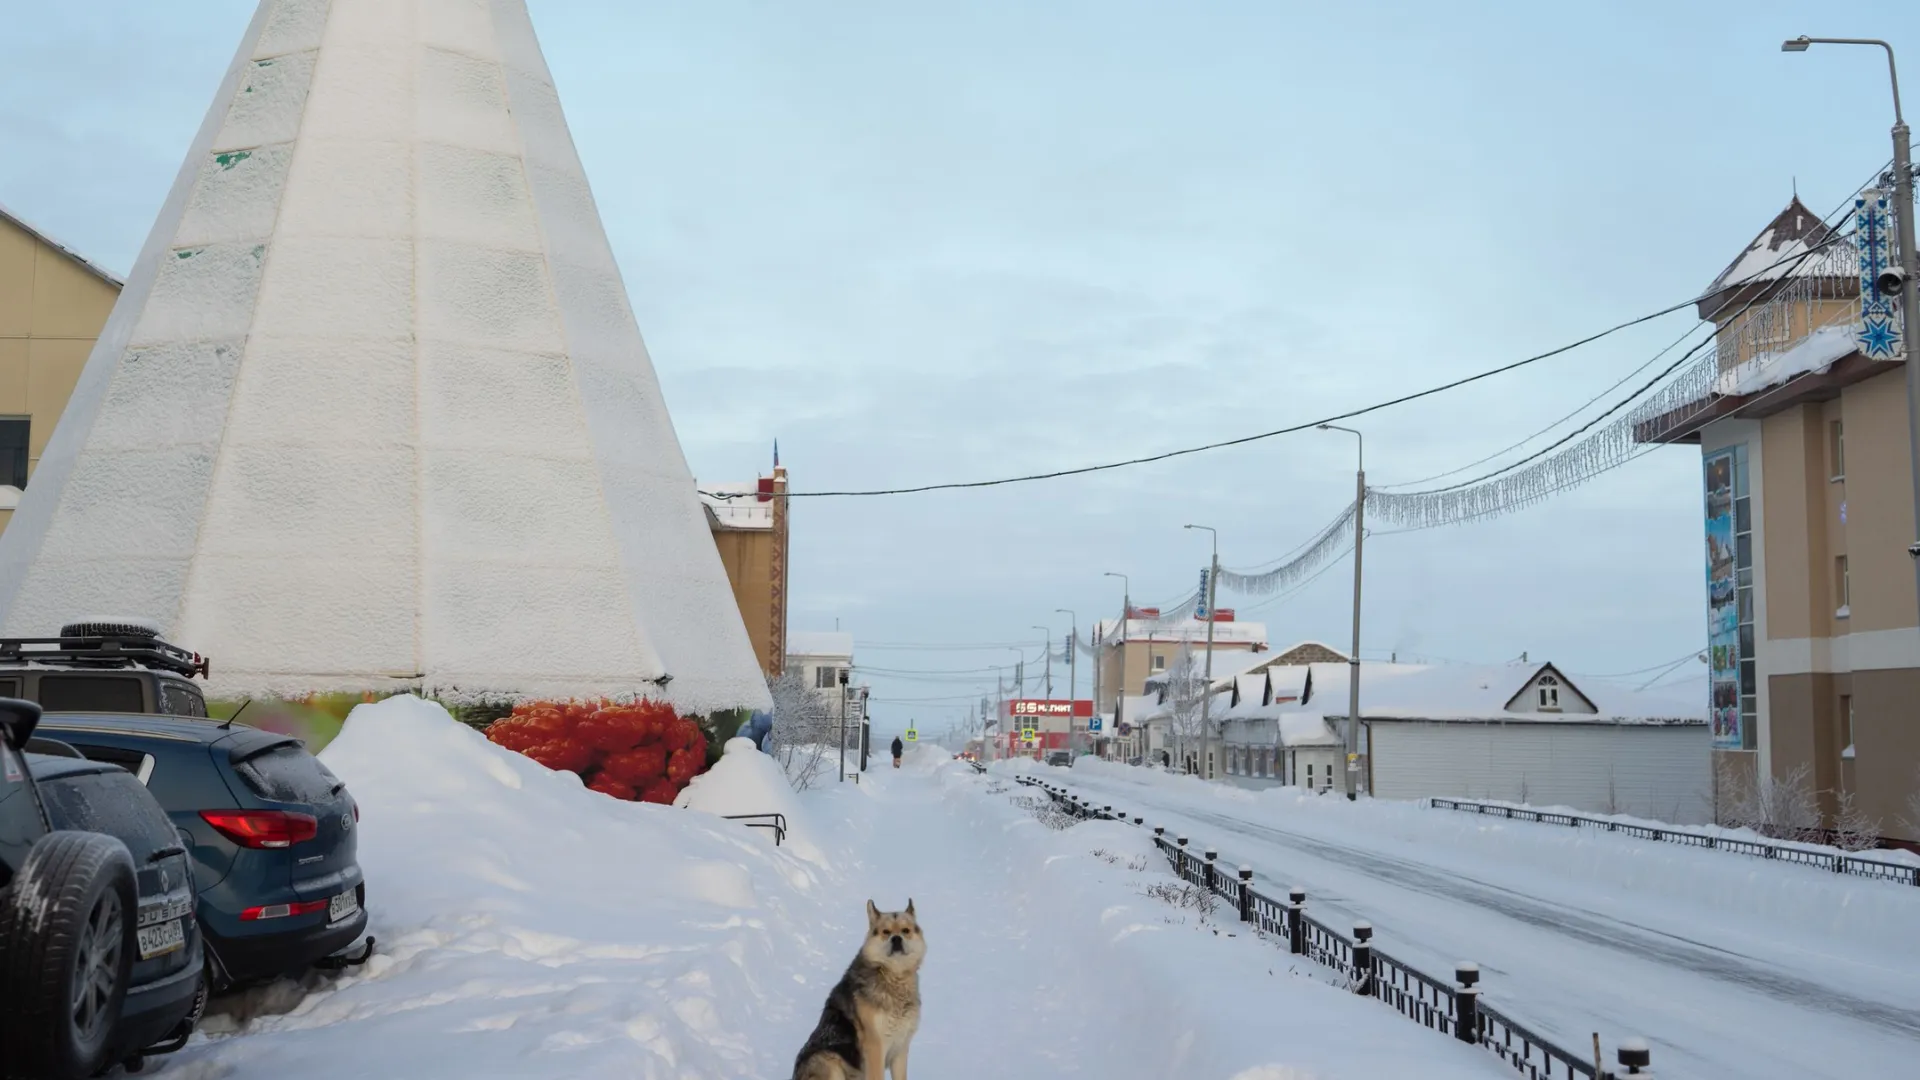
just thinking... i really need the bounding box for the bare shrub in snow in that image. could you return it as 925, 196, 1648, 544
1902, 766, 1920, 841
1830, 790, 1881, 852
1012, 794, 1076, 831
1722, 761, 1822, 842
765, 671, 834, 791
1145, 881, 1216, 920
1091, 849, 1150, 872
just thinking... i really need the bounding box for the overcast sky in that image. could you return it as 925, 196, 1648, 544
4, 1, 1915, 736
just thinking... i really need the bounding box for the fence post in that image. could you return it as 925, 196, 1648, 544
1133, 815, 1144, 826
1177, 836, 1189, 879
1287, 888, 1307, 955
1153, 826, 1165, 839
1237, 867, 1254, 924
1454, 963, 1479, 1045
1203, 848, 1218, 894
1352, 922, 1373, 996
1616, 1037, 1652, 1076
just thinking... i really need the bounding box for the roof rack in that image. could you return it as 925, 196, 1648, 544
0, 634, 210, 680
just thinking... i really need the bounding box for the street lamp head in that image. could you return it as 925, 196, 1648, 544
1316, 423, 1334, 431
1782, 36, 1811, 52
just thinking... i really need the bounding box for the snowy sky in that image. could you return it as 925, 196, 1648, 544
4, 1, 1916, 735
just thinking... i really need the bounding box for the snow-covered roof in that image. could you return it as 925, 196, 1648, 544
697, 481, 775, 530
786, 632, 854, 660
1290, 661, 1706, 725
1698, 197, 1848, 321
0, 199, 124, 288
1114, 694, 1164, 723
1142, 645, 1276, 692
1279, 713, 1343, 747
0, 0, 772, 714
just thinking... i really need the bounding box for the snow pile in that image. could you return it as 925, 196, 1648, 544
180, 696, 828, 1078
676, 736, 825, 865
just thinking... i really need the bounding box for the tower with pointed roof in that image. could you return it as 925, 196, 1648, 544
0, 0, 770, 714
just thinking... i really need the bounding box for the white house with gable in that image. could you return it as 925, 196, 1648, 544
1219, 659, 1711, 821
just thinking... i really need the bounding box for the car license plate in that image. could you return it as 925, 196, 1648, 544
137, 918, 186, 960
328, 888, 359, 923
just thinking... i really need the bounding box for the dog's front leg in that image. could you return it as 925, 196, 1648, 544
889, 1043, 909, 1080
859, 1031, 887, 1080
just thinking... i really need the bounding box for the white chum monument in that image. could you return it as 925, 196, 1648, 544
0, 0, 771, 714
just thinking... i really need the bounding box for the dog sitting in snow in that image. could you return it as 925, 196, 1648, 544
792, 900, 925, 1080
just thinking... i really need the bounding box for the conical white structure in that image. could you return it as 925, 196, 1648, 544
0, 0, 770, 713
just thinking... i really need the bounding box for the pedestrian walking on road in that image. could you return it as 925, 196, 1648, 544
891, 735, 904, 768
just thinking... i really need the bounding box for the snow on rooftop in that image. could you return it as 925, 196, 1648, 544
697, 480, 774, 530
1714, 323, 1857, 397
0, 0, 768, 713
1290, 661, 1706, 724
786, 631, 854, 659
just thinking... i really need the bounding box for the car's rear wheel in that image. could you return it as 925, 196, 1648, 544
0, 831, 138, 1080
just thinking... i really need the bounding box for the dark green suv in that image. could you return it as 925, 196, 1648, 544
0, 621, 210, 719
0, 698, 206, 1078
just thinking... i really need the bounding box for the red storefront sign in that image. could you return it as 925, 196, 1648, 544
1007, 699, 1094, 718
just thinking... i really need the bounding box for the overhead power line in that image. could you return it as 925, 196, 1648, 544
701, 233, 1853, 503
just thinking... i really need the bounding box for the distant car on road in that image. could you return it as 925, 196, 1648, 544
35, 712, 370, 992
1044, 751, 1072, 767
1, 698, 206, 1079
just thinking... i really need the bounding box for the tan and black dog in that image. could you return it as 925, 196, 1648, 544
792, 900, 925, 1080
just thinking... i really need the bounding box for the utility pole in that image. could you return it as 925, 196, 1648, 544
836, 667, 850, 782
1184, 525, 1219, 779
1318, 424, 1365, 800
1057, 608, 1077, 756
1104, 572, 1130, 760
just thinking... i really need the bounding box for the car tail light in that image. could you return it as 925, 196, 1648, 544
200, 810, 318, 849
241, 899, 330, 921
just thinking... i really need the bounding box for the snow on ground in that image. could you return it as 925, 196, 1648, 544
149, 701, 1509, 1079
1039, 756, 1920, 1080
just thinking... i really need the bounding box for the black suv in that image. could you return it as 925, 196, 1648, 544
0, 621, 210, 719
0, 699, 205, 1079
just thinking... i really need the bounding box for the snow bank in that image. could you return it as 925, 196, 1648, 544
949, 765, 1507, 1079
676, 736, 826, 865
178, 696, 830, 1078
1054, 757, 1920, 963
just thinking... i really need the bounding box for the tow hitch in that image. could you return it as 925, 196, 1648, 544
314, 936, 376, 970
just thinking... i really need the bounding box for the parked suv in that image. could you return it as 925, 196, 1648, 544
0, 699, 205, 1079
35, 713, 369, 991
0, 620, 211, 718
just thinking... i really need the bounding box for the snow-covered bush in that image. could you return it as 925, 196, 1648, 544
1718, 760, 1822, 842
1831, 790, 1881, 852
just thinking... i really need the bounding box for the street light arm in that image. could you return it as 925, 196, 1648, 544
1788, 37, 1902, 124
1316, 423, 1365, 471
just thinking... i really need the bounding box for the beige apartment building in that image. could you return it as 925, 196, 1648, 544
0, 206, 122, 530
1642, 195, 1919, 841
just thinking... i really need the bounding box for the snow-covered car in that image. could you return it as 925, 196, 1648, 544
1045, 751, 1072, 767
0, 698, 206, 1079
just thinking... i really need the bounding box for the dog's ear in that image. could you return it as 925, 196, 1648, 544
905, 898, 915, 918
866, 899, 880, 927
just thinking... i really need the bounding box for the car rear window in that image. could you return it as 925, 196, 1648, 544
37, 770, 177, 860
38, 675, 144, 714
157, 679, 207, 718
232, 744, 341, 804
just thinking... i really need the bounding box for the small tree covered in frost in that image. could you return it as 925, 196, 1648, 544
1899, 765, 1920, 842
1830, 790, 1881, 852
1721, 761, 1823, 842
1164, 642, 1208, 774
765, 670, 833, 791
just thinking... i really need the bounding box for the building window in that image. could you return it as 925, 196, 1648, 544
1734, 446, 1757, 750
1836, 555, 1851, 618
1306, 762, 1314, 788
1830, 419, 1845, 481
814, 665, 838, 689
1840, 694, 1854, 756
1152, 655, 1166, 671
0, 418, 27, 489
1536, 674, 1561, 710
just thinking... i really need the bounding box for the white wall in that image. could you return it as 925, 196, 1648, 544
1369, 722, 1713, 823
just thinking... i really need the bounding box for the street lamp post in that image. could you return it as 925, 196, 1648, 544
1183, 524, 1219, 779
1318, 423, 1365, 800
1782, 36, 1920, 622
1104, 571, 1130, 757
1057, 608, 1078, 755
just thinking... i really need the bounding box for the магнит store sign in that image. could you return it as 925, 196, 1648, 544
1008, 700, 1094, 718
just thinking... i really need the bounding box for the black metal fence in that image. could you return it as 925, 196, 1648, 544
1429, 797, 1920, 887
1012, 776, 1655, 1080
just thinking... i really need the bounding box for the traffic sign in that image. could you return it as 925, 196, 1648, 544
905, 728, 918, 742
1088, 716, 1103, 733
